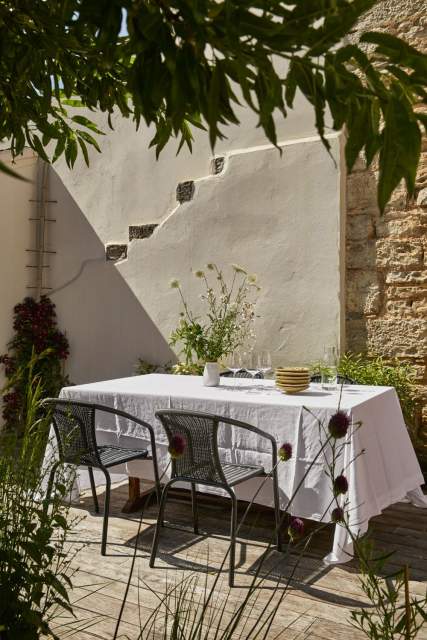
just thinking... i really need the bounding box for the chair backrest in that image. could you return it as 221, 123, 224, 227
43, 399, 101, 466
155, 410, 226, 485
310, 374, 356, 385
220, 369, 264, 379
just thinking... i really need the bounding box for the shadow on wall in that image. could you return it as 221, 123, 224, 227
48, 169, 175, 385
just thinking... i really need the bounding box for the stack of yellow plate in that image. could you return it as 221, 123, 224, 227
275, 367, 310, 394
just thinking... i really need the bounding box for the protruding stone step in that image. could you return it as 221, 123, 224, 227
105, 244, 127, 261
176, 180, 195, 203
212, 156, 225, 175
129, 224, 158, 241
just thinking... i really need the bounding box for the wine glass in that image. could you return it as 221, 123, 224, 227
257, 350, 272, 378
242, 351, 259, 380
225, 351, 242, 386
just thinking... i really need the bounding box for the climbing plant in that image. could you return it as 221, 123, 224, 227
0, 296, 69, 431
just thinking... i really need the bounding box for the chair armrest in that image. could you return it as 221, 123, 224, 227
93, 404, 156, 448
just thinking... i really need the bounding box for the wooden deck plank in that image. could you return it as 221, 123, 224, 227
57, 482, 427, 640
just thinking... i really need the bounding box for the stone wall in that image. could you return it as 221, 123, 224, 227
346, 0, 427, 463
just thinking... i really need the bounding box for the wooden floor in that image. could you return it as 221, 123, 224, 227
53, 482, 427, 640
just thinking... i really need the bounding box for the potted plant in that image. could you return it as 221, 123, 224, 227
169, 263, 260, 381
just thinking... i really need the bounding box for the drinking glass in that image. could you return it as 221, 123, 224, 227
241, 351, 258, 379
322, 346, 338, 390
225, 351, 242, 386
257, 350, 272, 378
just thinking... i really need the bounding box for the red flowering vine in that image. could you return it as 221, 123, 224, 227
0, 296, 69, 429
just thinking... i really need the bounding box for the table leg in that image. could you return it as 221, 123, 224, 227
122, 476, 147, 513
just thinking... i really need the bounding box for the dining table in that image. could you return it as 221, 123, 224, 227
58, 373, 427, 565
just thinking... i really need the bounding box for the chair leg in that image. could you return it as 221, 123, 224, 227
88, 467, 99, 513
228, 490, 238, 588
191, 483, 199, 535
101, 468, 111, 556
272, 467, 282, 551
149, 480, 173, 568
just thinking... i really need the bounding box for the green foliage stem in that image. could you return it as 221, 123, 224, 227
0, 355, 77, 639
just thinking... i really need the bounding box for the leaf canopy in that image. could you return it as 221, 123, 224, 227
0, 0, 426, 211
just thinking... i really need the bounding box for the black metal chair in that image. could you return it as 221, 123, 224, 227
42, 398, 161, 555
310, 374, 356, 385
149, 409, 281, 586
220, 369, 264, 379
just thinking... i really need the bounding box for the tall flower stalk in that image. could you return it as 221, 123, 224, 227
112, 387, 426, 640
169, 263, 260, 367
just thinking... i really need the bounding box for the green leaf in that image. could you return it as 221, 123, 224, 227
76, 130, 101, 153
378, 94, 421, 212
77, 137, 90, 166
52, 136, 66, 164
64, 137, 78, 168
71, 115, 105, 135
31, 135, 50, 163
285, 62, 297, 109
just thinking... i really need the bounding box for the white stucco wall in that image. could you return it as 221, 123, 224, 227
53, 91, 322, 245
0, 93, 345, 385
118, 134, 345, 366
0, 151, 38, 388
46, 96, 345, 380
47, 170, 175, 384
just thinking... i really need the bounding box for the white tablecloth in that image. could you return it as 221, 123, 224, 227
59, 374, 427, 564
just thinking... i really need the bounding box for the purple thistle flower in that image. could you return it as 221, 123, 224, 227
331, 507, 345, 523
278, 442, 292, 462
168, 434, 186, 459
328, 411, 350, 439
333, 474, 349, 495
288, 516, 305, 541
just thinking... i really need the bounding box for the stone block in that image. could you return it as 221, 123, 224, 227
384, 298, 425, 319
416, 163, 427, 190
176, 181, 195, 203
346, 240, 377, 270
376, 239, 424, 270
346, 270, 381, 315
345, 318, 368, 353
385, 270, 427, 285
386, 285, 427, 301
129, 224, 158, 241
384, 180, 409, 212
366, 318, 427, 359
375, 213, 426, 239
212, 157, 225, 175
346, 171, 378, 211
347, 214, 375, 241
412, 363, 427, 383
105, 244, 127, 261
417, 187, 427, 207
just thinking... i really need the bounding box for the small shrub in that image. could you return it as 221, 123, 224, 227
0, 355, 77, 639
312, 352, 418, 430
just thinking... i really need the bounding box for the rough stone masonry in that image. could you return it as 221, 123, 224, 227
346, 0, 427, 465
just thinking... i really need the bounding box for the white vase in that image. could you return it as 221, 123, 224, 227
203, 362, 220, 387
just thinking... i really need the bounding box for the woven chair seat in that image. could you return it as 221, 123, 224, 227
80, 445, 148, 468
222, 463, 264, 486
